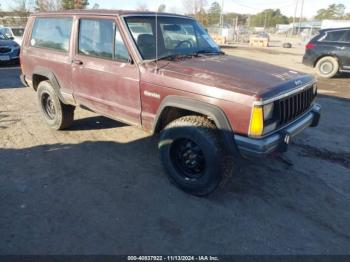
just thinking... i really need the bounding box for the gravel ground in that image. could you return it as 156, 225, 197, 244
0, 48, 350, 255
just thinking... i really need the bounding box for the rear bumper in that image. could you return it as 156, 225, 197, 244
302, 55, 315, 67
235, 104, 321, 157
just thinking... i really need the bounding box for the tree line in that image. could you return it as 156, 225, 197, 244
186, 1, 350, 28
0, 0, 90, 13
2, 0, 350, 27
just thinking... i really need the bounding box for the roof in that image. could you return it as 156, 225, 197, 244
32, 9, 190, 19
320, 27, 350, 32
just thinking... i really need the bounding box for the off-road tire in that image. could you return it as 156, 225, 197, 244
282, 42, 292, 48
159, 115, 233, 196
315, 56, 339, 78
37, 81, 75, 130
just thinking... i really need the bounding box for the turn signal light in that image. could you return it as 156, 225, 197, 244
249, 106, 264, 137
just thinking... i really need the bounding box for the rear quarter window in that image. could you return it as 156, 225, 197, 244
343, 30, 350, 43
321, 30, 347, 42
30, 17, 73, 52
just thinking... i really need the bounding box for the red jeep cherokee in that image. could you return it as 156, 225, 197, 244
20, 10, 321, 195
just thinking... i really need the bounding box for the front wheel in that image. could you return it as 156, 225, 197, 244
158, 116, 233, 196
315, 56, 339, 78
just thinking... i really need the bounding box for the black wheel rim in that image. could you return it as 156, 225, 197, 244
41, 93, 56, 120
170, 138, 206, 179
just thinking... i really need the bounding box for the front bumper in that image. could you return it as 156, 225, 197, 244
235, 104, 321, 157
0, 48, 20, 62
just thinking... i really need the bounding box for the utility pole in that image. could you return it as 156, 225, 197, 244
298, 0, 305, 34
264, 12, 267, 29
220, 0, 224, 34
292, 0, 299, 36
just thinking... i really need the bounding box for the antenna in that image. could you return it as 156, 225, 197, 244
155, 5, 159, 71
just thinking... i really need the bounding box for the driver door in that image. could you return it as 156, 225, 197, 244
71, 17, 141, 126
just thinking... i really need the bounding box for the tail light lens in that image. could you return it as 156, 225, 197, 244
306, 43, 315, 49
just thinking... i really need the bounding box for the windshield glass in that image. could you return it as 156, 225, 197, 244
0, 31, 10, 40
124, 16, 221, 60
11, 28, 24, 37
0, 28, 12, 39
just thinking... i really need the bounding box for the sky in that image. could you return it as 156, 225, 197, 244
0, 0, 349, 18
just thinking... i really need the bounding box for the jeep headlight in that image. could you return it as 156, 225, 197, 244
249, 102, 276, 137
263, 103, 274, 121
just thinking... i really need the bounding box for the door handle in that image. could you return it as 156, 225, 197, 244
72, 59, 83, 65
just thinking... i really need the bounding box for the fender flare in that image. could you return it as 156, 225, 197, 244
32, 67, 67, 104
154, 96, 240, 156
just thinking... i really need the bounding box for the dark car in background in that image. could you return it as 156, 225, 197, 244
0, 31, 21, 64
303, 27, 350, 78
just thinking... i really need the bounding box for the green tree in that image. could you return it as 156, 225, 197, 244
250, 9, 288, 28
35, 0, 61, 11
288, 16, 307, 24
315, 4, 346, 20
224, 12, 248, 27
208, 1, 221, 25
61, 0, 89, 9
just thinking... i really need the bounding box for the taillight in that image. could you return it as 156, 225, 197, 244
306, 43, 316, 49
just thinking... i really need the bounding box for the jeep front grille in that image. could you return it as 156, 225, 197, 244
276, 86, 315, 127
0, 47, 11, 54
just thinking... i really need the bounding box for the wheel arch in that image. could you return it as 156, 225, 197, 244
153, 96, 240, 156
314, 54, 342, 68
32, 67, 71, 105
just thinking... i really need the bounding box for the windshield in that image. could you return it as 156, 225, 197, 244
11, 28, 24, 37
124, 16, 221, 60
0, 28, 12, 39
0, 31, 11, 40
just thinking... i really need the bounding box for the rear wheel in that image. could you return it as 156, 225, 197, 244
315, 56, 339, 78
37, 81, 75, 130
159, 116, 233, 196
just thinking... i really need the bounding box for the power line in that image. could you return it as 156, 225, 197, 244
230, 0, 296, 12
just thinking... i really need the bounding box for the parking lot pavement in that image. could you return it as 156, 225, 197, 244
0, 65, 22, 89
0, 59, 350, 254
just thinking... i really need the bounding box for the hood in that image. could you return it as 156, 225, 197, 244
158, 55, 314, 99
0, 39, 16, 46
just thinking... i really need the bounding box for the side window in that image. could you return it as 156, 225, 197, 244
78, 19, 114, 59
127, 22, 155, 60
343, 30, 350, 43
323, 30, 347, 42
115, 26, 130, 62
31, 17, 72, 52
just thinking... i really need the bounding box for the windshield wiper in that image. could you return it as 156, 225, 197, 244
151, 50, 225, 62
154, 53, 194, 62
193, 50, 225, 56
